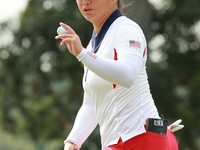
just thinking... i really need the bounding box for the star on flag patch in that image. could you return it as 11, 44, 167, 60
129, 40, 141, 49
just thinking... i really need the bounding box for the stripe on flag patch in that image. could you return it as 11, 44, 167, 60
129, 40, 141, 49
87, 52, 97, 59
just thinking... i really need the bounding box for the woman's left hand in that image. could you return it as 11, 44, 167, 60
55, 22, 83, 56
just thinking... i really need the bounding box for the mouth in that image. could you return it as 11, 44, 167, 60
84, 8, 93, 12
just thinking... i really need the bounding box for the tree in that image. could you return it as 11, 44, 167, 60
147, 0, 200, 149
0, 0, 98, 149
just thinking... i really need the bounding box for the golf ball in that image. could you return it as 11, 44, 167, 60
57, 26, 67, 35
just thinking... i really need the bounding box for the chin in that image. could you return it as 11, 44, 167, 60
84, 16, 94, 23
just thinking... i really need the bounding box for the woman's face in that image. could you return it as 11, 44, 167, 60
76, 0, 118, 25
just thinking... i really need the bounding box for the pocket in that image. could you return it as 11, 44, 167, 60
144, 131, 167, 150
166, 129, 179, 150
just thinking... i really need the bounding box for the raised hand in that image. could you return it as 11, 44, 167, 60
55, 22, 84, 56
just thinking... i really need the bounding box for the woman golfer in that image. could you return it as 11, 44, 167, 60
55, 0, 182, 149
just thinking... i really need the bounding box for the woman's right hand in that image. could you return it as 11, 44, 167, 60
64, 142, 80, 150
55, 22, 84, 57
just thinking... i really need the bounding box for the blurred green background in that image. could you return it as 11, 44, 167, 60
0, 0, 200, 149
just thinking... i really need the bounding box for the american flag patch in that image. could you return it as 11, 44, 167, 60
129, 40, 141, 49
87, 52, 97, 59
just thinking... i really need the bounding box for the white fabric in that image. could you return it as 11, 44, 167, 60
78, 48, 143, 88
65, 16, 160, 150
168, 119, 184, 132
64, 93, 98, 147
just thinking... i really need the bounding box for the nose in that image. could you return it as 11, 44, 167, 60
82, 0, 91, 5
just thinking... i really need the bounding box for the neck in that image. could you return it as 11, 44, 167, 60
93, 8, 118, 35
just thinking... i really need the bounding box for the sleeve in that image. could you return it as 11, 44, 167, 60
114, 24, 147, 60
64, 93, 98, 148
76, 25, 146, 88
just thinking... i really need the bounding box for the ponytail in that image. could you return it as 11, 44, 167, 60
118, 0, 122, 9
